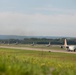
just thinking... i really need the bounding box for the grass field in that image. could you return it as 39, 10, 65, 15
0, 44, 64, 50
0, 48, 76, 75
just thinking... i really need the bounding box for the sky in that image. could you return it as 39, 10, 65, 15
0, 0, 76, 37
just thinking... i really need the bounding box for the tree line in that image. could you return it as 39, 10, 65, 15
0, 38, 76, 45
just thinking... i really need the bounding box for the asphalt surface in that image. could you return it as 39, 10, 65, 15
0, 46, 76, 54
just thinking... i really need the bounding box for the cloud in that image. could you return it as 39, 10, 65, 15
0, 12, 76, 36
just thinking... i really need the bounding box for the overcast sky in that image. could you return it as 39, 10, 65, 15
0, 0, 76, 37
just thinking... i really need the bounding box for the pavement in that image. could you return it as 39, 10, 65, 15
0, 46, 76, 54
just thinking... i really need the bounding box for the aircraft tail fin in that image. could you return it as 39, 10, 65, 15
64, 39, 67, 47
49, 42, 50, 45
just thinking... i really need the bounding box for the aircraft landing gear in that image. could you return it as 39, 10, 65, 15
74, 49, 76, 52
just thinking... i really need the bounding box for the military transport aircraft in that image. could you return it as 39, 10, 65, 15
61, 39, 76, 52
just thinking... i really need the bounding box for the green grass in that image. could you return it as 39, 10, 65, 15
0, 48, 76, 75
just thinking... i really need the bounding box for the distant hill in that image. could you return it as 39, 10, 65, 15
0, 35, 27, 39
0, 35, 74, 40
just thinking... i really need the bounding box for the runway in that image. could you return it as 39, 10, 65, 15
0, 46, 76, 54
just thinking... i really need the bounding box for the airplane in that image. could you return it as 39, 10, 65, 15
46, 42, 51, 47
31, 42, 35, 46
61, 39, 76, 52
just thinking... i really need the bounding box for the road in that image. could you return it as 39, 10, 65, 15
0, 46, 76, 54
